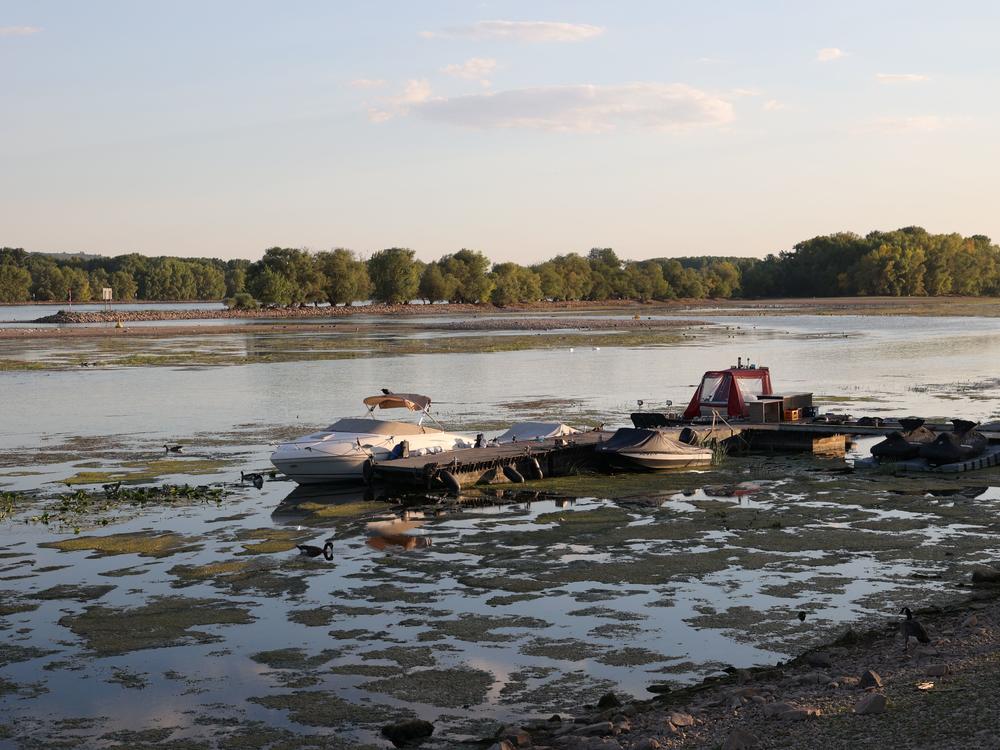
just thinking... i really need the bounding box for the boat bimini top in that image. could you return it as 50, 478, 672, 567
362, 393, 433, 412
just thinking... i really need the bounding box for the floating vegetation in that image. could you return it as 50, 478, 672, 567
42, 531, 203, 558
247, 691, 405, 728
58, 596, 255, 656
361, 666, 494, 708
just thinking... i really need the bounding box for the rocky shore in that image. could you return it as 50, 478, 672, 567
483, 577, 1000, 750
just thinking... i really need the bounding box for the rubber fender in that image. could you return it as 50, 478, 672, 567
502, 465, 526, 484
527, 457, 544, 480
362, 459, 375, 484
439, 469, 461, 494
678, 427, 698, 445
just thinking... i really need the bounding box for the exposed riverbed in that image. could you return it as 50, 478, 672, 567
2, 311, 1000, 748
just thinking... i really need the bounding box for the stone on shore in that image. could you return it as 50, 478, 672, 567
597, 692, 621, 710
854, 693, 887, 715
667, 711, 695, 728
926, 663, 950, 677
381, 718, 434, 746
859, 669, 883, 689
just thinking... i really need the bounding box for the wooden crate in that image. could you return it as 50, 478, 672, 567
783, 408, 801, 422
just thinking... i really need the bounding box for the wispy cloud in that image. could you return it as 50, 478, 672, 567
875, 73, 930, 83
865, 115, 967, 134
367, 79, 433, 122
0, 25, 41, 36
816, 47, 846, 62
421, 20, 603, 43
406, 83, 734, 133
730, 88, 762, 97
441, 57, 498, 87
762, 99, 786, 111
349, 78, 387, 89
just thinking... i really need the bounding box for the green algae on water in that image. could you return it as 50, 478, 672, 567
41, 531, 202, 558
58, 596, 254, 656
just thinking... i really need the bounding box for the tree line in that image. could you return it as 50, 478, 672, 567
1, 226, 998, 305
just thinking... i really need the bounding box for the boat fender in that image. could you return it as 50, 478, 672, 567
502, 465, 526, 484
439, 469, 461, 495
528, 457, 544, 480
362, 459, 375, 485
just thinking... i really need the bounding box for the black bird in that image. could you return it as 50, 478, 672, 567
103, 481, 122, 498
296, 541, 334, 560
241, 471, 264, 490
381, 388, 392, 395
797, 611, 807, 622
164, 444, 184, 454
900, 607, 930, 650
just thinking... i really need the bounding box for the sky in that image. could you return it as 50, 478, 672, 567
2, 1, 999, 263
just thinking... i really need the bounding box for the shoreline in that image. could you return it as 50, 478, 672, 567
511, 579, 1000, 750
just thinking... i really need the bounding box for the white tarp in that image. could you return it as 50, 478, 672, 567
495, 422, 580, 443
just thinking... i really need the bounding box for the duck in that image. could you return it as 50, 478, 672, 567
900, 607, 930, 650
296, 541, 334, 560
797, 611, 807, 622
164, 444, 184, 454
241, 471, 265, 490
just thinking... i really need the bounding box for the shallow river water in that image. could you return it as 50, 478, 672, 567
1, 312, 1000, 749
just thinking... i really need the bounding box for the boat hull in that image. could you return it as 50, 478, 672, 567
604, 451, 713, 472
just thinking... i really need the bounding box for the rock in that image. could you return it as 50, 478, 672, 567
575, 722, 614, 737
722, 727, 760, 750
971, 567, 1000, 584
962, 614, 979, 628
647, 683, 672, 694
859, 670, 883, 689
581, 739, 620, 750
548, 715, 562, 723
750, 695, 767, 705
764, 702, 820, 721
839, 676, 860, 688
597, 692, 622, 710
667, 711, 695, 727
854, 693, 887, 715
927, 664, 950, 677
634, 739, 661, 750
382, 718, 435, 746
488, 743, 516, 750
807, 651, 832, 668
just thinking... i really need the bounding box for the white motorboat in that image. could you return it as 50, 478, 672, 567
270, 393, 473, 484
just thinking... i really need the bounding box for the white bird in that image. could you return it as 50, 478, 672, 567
569, 348, 575, 353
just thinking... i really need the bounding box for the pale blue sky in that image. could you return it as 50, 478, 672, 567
2, 1, 998, 262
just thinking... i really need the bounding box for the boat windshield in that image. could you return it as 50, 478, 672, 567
700, 375, 728, 403
323, 418, 441, 435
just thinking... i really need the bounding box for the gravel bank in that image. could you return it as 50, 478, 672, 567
498, 580, 1000, 750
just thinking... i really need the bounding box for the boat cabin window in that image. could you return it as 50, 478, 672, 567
735, 375, 767, 401
700, 375, 728, 403
323, 418, 440, 435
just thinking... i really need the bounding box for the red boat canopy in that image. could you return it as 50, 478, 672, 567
683, 366, 773, 420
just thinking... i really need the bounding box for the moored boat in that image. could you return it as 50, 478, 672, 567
595, 427, 714, 472
871, 417, 937, 461
918, 419, 987, 466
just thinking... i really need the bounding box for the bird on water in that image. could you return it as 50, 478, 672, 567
296, 542, 334, 560
900, 606, 930, 651
164, 444, 184, 454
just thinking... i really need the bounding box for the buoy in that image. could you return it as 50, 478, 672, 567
502, 465, 525, 484
527, 457, 544, 480
439, 470, 461, 495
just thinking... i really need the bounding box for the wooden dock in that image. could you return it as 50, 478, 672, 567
371, 431, 612, 491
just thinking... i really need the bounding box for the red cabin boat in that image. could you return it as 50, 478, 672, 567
682, 361, 773, 420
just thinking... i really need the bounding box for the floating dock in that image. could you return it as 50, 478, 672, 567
371, 431, 612, 491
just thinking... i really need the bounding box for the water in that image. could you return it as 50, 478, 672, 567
2, 312, 1000, 747
0, 301, 226, 324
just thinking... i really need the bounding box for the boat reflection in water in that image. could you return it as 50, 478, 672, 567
365, 511, 432, 552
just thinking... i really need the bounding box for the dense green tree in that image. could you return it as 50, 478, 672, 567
29, 261, 68, 301
247, 248, 324, 305
534, 253, 593, 300
110, 270, 138, 300
439, 249, 494, 303
0, 263, 32, 302
316, 249, 371, 305
490, 263, 542, 306
625, 260, 672, 301
146, 258, 196, 300
587, 248, 630, 300
367, 248, 419, 304
249, 267, 296, 305
190, 261, 226, 299
62, 267, 93, 302
418, 262, 457, 304
224, 260, 250, 297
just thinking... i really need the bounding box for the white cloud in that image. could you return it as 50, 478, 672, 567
730, 88, 762, 97
408, 83, 734, 133
865, 115, 966, 134
349, 78, 387, 89
366, 79, 433, 123
762, 99, 786, 111
875, 73, 930, 83
816, 47, 846, 62
0, 25, 41, 36
442, 57, 498, 86
421, 20, 603, 43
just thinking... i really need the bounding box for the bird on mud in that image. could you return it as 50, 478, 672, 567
900, 607, 931, 651
163, 444, 184, 454
241, 471, 265, 490
296, 542, 334, 561
102, 481, 122, 498
797, 611, 807, 623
